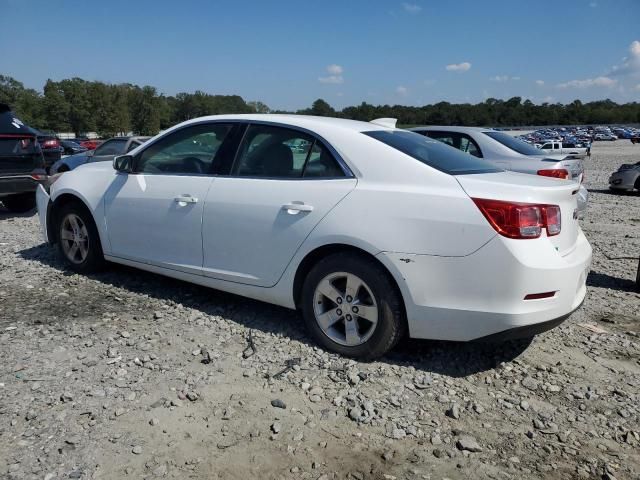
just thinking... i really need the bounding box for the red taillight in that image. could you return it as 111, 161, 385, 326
42, 139, 60, 148
472, 198, 562, 239
30, 174, 47, 181
537, 168, 569, 180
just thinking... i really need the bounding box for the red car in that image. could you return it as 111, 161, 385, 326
74, 139, 102, 150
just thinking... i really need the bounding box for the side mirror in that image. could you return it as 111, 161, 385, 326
113, 154, 133, 173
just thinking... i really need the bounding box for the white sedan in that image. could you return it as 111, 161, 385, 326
37, 115, 592, 359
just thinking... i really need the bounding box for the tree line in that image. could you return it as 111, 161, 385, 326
1, 74, 638, 136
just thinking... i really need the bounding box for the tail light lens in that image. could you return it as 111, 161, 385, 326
537, 168, 569, 180
42, 139, 60, 148
472, 198, 561, 239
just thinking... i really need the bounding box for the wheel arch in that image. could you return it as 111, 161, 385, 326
48, 193, 97, 244
292, 243, 407, 318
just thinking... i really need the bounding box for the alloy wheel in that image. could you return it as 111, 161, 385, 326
60, 213, 89, 264
313, 272, 379, 346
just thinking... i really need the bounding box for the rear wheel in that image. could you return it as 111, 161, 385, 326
56, 202, 104, 273
301, 253, 406, 360
1, 193, 36, 213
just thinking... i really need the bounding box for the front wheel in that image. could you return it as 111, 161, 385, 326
1, 193, 36, 213
301, 253, 406, 360
56, 202, 105, 273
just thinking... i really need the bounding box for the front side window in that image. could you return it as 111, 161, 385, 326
93, 139, 128, 156
136, 123, 232, 174
364, 130, 501, 175
232, 124, 344, 178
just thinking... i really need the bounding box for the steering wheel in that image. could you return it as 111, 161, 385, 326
182, 156, 205, 174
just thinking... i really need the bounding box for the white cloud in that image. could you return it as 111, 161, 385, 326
318, 64, 344, 84
446, 62, 471, 72
490, 75, 520, 82
556, 76, 617, 88
402, 2, 422, 14
318, 75, 343, 84
635, 83, 640, 91
396, 85, 408, 95
535, 80, 545, 86
589, 1, 597, 7
326, 64, 343, 75
609, 40, 640, 76
542, 96, 555, 103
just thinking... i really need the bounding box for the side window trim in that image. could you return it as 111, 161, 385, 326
131, 119, 355, 179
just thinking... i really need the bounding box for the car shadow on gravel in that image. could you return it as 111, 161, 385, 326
588, 188, 639, 197
0, 205, 37, 219
587, 270, 639, 293
19, 243, 532, 377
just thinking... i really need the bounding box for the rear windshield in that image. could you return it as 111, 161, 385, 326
483, 131, 544, 155
0, 137, 36, 155
363, 130, 501, 175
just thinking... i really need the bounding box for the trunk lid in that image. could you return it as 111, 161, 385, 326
456, 171, 580, 255
0, 136, 43, 174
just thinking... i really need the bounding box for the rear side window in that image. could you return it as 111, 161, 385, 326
231, 124, 345, 179
364, 130, 501, 175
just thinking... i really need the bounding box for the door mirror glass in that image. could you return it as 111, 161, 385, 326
113, 154, 133, 173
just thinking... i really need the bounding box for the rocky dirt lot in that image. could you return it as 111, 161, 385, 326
0, 140, 639, 480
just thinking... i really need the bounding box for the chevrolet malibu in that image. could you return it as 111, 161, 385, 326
37, 115, 592, 359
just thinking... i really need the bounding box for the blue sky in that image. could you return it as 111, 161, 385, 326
1, 0, 639, 110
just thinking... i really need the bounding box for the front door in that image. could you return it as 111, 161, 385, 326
202, 123, 356, 286
104, 122, 235, 274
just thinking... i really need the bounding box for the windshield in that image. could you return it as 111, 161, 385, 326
364, 130, 501, 175
483, 131, 544, 155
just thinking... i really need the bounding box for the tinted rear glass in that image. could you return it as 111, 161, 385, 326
363, 130, 501, 175
483, 131, 544, 155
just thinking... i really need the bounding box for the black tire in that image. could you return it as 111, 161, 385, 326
55, 201, 105, 273
634, 176, 640, 192
2, 193, 36, 213
300, 252, 406, 360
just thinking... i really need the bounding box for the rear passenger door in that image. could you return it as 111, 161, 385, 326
201, 123, 357, 287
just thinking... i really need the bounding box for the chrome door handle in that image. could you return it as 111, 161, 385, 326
282, 202, 314, 214
174, 195, 198, 205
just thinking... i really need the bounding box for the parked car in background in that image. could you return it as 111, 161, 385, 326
60, 139, 88, 156
32, 130, 62, 171
594, 133, 617, 141
609, 161, 640, 193
538, 140, 589, 158
0, 104, 47, 212
37, 114, 591, 359
74, 138, 102, 150
630, 135, 640, 145
410, 126, 589, 212
50, 136, 150, 173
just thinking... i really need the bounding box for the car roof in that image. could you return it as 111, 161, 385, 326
170, 114, 389, 135
410, 126, 494, 134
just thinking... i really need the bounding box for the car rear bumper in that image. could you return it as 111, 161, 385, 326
378, 229, 592, 341
0, 175, 42, 196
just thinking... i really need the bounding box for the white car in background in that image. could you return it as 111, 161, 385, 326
410, 126, 589, 213
37, 115, 592, 359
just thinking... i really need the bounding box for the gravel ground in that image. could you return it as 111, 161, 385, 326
0, 140, 638, 480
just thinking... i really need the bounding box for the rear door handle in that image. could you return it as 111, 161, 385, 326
174, 195, 198, 205
282, 202, 314, 214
